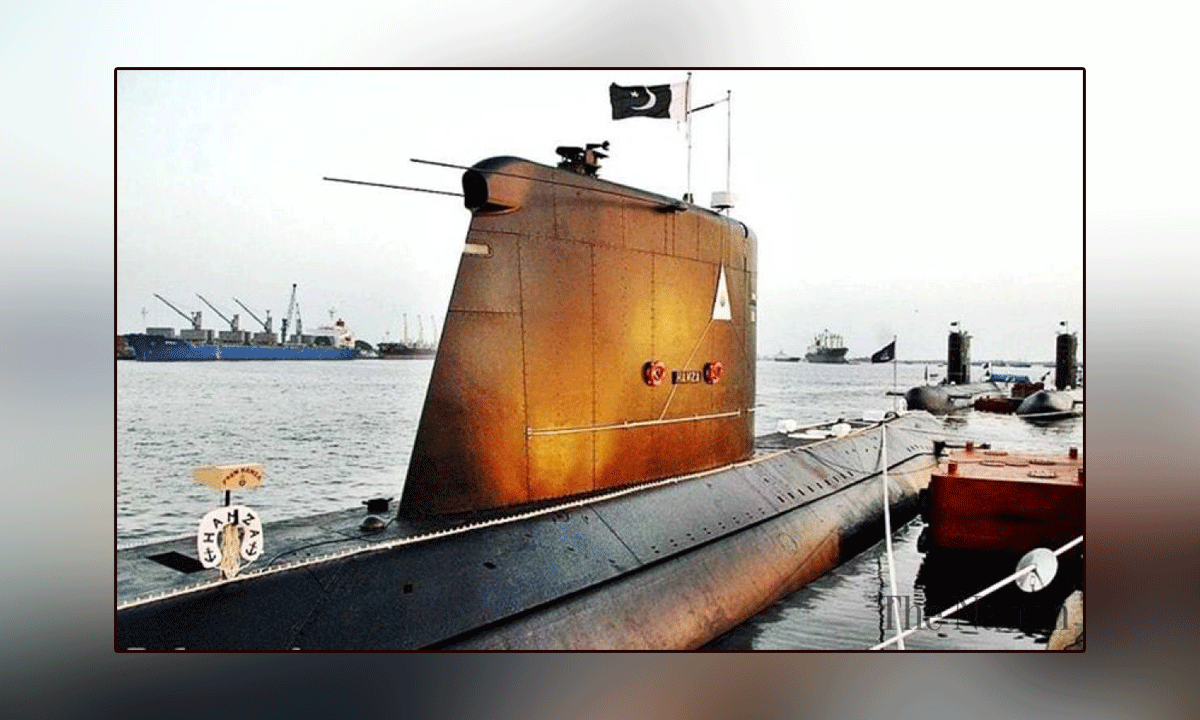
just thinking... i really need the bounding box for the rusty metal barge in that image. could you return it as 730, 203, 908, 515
921, 445, 1083, 557
117, 146, 944, 649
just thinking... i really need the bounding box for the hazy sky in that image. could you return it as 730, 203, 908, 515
117, 69, 1080, 361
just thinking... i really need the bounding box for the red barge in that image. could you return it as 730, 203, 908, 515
921, 444, 1082, 556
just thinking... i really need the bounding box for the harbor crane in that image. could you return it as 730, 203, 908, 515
196, 294, 239, 331
280, 283, 302, 345
153, 293, 202, 330
232, 298, 273, 334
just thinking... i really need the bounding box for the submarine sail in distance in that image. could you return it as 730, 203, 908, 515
116, 147, 943, 650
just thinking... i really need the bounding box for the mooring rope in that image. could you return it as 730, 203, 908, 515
879, 424, 906, 649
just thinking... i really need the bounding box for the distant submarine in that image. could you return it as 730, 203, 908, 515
903, 324, 1001, 415
1016, 326, 1082, 420
117, 144, 945, 650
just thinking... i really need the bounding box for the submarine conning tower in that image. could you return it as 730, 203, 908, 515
400, 151, 758, 517
1055, 326, 1078, 390
946, 323, 971, 385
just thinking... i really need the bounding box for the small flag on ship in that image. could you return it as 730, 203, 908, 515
871, 340, 896, 363
609, 82, 687, 121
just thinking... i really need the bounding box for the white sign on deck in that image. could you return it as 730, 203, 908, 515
197, 505, 264, 574
192, 464, 264, 491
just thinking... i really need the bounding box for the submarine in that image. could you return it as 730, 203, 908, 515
116, 144, 946, 650
1016, 326, 1082, 420
902, 324, 1001, 414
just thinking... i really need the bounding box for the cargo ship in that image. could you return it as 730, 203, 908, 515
122, 331, 358, 361
117, 143, 947, 649
376, 342, 435, 359
124, 287, 359, 361
805, 329, 849, 363
377, 314, 437, 358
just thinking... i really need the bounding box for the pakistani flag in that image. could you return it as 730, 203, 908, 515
609, 82, 687, 121
871, 340, 896, 364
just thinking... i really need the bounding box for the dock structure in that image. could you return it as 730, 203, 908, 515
923, 445, 1082, 556
1047, 590, 1084, 650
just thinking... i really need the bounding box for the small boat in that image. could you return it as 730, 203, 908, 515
772, 350, 801, 362
973, 380, 1044, 414
986, 372, 1031, 384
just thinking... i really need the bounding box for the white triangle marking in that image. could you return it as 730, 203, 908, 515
711, 265, 732, 321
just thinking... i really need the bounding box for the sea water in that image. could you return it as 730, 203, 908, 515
117, 358, 1082, 649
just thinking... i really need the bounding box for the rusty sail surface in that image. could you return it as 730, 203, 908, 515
401, 156, 758, 516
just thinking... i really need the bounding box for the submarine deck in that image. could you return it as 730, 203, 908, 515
116, 413, 946, 648
117, 418, 889, 609
117, 417, 931, 610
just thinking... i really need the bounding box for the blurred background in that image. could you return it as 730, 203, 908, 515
2, 1, 1198, 718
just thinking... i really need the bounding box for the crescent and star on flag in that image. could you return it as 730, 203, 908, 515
630, 87, 656, 110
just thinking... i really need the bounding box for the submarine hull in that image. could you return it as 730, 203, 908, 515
116, 414, 941, 650
447, 457, 931, 649
1016, 389, 1080, 419
904, 381, 1002, 415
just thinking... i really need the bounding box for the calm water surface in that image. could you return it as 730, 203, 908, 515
117, 358, 1082, 649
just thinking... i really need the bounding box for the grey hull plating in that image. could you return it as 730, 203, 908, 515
904, 382, 1002, 415
1016, 389, 1081, 419
116, 413, 941, 650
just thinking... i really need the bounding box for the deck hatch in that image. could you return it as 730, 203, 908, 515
147, 551, 206, 574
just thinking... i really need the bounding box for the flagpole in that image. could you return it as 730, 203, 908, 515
892, 335, 898, 413
685, 72, 693, 203
725, 89, 732, 201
